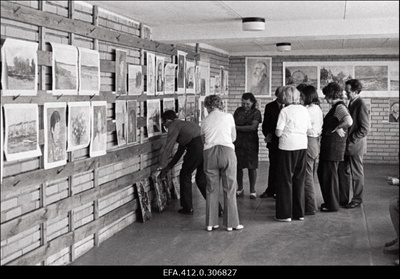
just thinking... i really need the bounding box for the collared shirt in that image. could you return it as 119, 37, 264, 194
201, 109, 236, 151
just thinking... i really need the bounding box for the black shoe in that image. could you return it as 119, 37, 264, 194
178, 208, 194, 215
345, 201, 361, 209
339, 202, 348, 208
320, 203, 337, 212
260, 191, 275, 198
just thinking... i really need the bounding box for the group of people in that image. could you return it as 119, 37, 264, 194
158, 79, 370, 231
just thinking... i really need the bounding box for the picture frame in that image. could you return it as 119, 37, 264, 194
185, 61, 196, 94
388, 99, 399, 123
245, 57, 272, 97
151, 174, 168, 213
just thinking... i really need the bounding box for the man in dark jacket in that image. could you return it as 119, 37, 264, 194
338, 79, 370, 208
260, 86, 285, 198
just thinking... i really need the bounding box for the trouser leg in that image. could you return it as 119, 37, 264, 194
389, 195, 399, 239
276, 149, 293, 219
349, 155, 364, 203
338, 156, 351, 205
236, 168, 244, 191
305, 155, 317, 213
317, 160, 340, 211
204, 147, 220, 227
292, 149, 306, 219
266, 145, 278, 195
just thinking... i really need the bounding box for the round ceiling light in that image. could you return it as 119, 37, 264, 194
276, 42, 291, 52
242, 17, 265, 31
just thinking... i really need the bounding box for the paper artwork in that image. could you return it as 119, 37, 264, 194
51, 42, 78, 95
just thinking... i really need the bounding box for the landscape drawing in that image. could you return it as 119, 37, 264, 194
355, 65, 388, 91
1, 38, 38, 96
90, 101, 108, 157
128, 64, 143, 95
127, 100, 137, 144
51, 42, 78, 95
67, 102, 91, 152
3, 104, 41, 161
146, 99, 161, 138
44, 102, 67, 169
285, 65, 318, 89
319, 65, 353, 90
115, 100, 128, 146
185, 61, 195, 94
115, 49, 127, 95
78, 47, 100, 95
177, 50, 186, 94
198, 61, 210, 96
164, 63, 177, 94
390, 63, 399, 91
136, 181, 152, 222
177, 95, 186, 120
146, 52, 156, 95
156, 56, 165, 95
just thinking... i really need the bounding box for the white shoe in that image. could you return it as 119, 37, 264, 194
206, 225, 219, 231
227, 224, 244, 231
275, 217, 292, 222
250, 193, 257, 199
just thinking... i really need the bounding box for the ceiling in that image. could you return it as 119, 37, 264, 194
86, 1, 399, 56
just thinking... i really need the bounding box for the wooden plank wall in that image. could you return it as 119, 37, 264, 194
0, 0, 216, 266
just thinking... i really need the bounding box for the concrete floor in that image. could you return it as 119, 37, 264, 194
71, 162, 399, 266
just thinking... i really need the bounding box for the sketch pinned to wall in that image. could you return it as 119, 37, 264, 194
115, 49, 127, 95
151, 174, 168, 213
185, 61, 195, 94
185, 95, 196, 122
44, 102, 67, 169
285, 65, 318, 89
126, 100, 137, 144
177, 50, 187, 94
198, 96, 208, 125
214, 75, 221, 94
146, 52, 156, 95
320, 65, 353, 90
78, 47, 100, 95
177, 95, 186, 120
355, 65, 388, 91
163, 98, 176, 113
389, 62, 399, 91
198, 61, 210, 96
245, 57, 272, 97
389, 99, 399, 123
164, 63, 177, 94
156, 56, 165, 95
210, 77, 215, 95
220, 66, 225, 95
223, 70, 229, 95
128, 64, 143, 95
195, 65, 201, 95
3, 104, 41, 161
146, 99, 161, 138
67, 102, 91, 152
90, 101, 107, 157
115, 100, 128, 146
51, 42, 78, 95
136, 181, 152, 222
1, 38, 38, 96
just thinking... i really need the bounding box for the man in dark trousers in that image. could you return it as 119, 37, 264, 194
338, 79, 370, 208
260, 86, 285, 198
159, 110, 222, 215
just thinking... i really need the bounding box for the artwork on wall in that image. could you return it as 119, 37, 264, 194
390, 62, 399, 91
90, 101, 107, 157
198, 96, 208, 125
185, 95, 196, 122
51, 42, 78, 95
177, 50, 187, 94
163, 98, 176, 112
146, 99, 161, 138
128, 64, 143, 95
78, 47, 100, 96
136, 181, 152, 222
126, 100, 137, 144
389, 99, 399, 123
177, 95, 186, 120
146, 52, 156, 95
1, 38, 38, 96
1, 108, 3, 183
3, 104, 41, 161
156, 56, 165, 95
214, 75, 221, 94
220, 66, 225, 95
319, 65, 353, 90
115, 49, 127, 95
245, 57, 272, 97
67, 102, 91, 152
185, 61, 196, 94
44, 102, 67, 169
151, 174, 168, 213
210, 77, 215, 95
195, 65, 201, 95
164, 63, 177, 94
198, 61, 210, 96
223, 70, 229, 95
115, 100, 128, 146
285, 65, 318, 89
355, 65, 388, 92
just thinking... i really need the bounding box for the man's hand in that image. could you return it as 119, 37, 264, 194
160, 166, 171, 179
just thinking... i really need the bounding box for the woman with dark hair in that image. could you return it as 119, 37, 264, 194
233, 92, 262, 199
318, 82, 353, 212
301, 85, 323, 215
49, 110, 63, 162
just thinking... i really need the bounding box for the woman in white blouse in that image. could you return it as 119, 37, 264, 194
300, 85, 324, 216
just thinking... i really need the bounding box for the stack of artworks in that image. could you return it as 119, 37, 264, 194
126, 100, 137, 144
115, 49, 127, 95
128, 64, 143, 95
146, 99, 161, 138
78, 47, 100, 96
172, 177, 180, 200
1, 38, 38, 96
115, 100, 128, 146
51, 43, 78, 95
151, 174, 168, 213
67, 102, 91, 152
90, 101, 107, 157
136, 181, 152, 222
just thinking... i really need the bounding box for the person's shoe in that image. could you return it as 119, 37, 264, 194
260, 191, 272, 198
178, 208, 193, 215
305, 211, 315, 216
275, 217, 292, 222
345, 201, 361, 209
206, 225, 220, 232
236, 189, 244, 197
320, 204, 337, 212
250, 193, 257, 199
294, 217, 304, 221
227, 225, 244, 231
385, 238, 398, 247
339, 202, 348, 208
383, 245, 399, 254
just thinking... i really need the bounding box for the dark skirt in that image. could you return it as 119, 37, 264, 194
234, 131, 259, 169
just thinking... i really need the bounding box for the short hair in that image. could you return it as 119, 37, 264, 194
322, 82, 344, 100
296, 83, 308, 93
50, 110, 61, 139
204, 95, 223, 111
161, 110, 177, 122
302, 85, 320, 106
241, 92, 257, 109
345, 79, 363, 94
282, 85, 301, 105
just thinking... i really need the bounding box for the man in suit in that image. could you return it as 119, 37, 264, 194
260, 86, 285, 198
338, 79, 370, 208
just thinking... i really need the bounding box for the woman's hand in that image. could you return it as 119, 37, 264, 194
332, 127, 346, 137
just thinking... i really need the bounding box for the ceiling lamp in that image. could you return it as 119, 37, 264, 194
242, 17, 265, 31
276, 42, 291, 52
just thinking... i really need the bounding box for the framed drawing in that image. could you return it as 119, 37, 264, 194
146, 99, 161, 138
1, 38, 38, 96
3, 104, 41, 161
156, 56, 165, 95
177, 95, 186, 120
389, 99, 399, 123
390, 62, 399, 91
115, 49, 127, 95
136, 181, 152, 222
90, 101, 107, 157
355, 65, 388, 92
115, 100, 128, 146
285, 65, 318, 89
319, 65, 353, 90
44, 102, 67, 169
51, 42, 78, 95
67, 102, 91, 152
126, 100, 137, 144
128, 64, 143, 95
164, 63, 177, 94
146, 52, 156, 95
78, 47, 100, 96
245, 57, 272, 97
151, 174, 168, 213
185, 95, 196, 122
177, 50, 187, 94
185, 61, 195, 94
